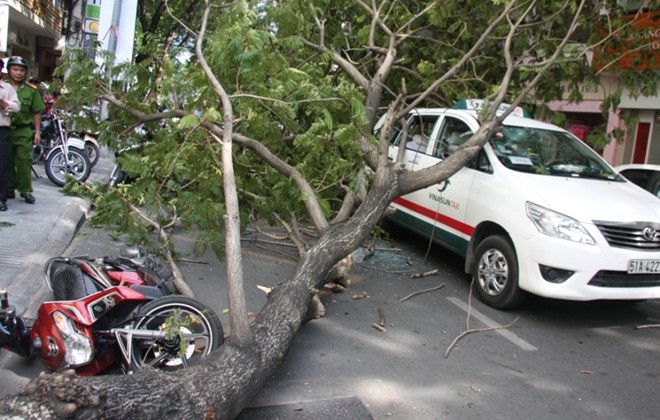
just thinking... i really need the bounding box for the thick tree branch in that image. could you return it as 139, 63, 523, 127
402, 0, 518, 117
230, 132, 331, 233
196, 0, 253, 346
127, 202, 195, 297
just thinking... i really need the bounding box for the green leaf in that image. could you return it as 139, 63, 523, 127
322, 108, 333, 130
178, 115, 200, 129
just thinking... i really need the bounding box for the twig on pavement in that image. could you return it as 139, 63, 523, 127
371, 323, 387, 333
635, 324, 660, 330
378, 307, 385, 326
410, 269, 439, 279
444, 279, 518, 358
444, 317, 520, 358
399, 283, 445, 303
253, 243, 300, 262
179, 257, 209, 264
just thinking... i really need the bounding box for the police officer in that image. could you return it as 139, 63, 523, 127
6, 56, 44, 204
0, 59, 20, 211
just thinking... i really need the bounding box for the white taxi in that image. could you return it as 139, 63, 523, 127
616, 163, 660, 198
378, 100, 660, 309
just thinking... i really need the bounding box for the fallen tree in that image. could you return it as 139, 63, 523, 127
0, 0, 652, 418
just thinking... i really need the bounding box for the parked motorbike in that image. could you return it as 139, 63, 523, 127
33, 111, 92, 187
61, 108, 102, 168
108, 144, 140, 187
108, 128, 152, 187
80, 131, 101, 167
35, 99, 101, 167
0, 250, 223, 375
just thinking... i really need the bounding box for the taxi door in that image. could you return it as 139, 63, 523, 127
386, 111, 441, 237
389, 110, 479, 256
423, 111, 480, 255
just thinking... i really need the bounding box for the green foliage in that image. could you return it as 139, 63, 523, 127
161, 308, 202, 357
178, 115, 200, 129
55, 0, 655, 261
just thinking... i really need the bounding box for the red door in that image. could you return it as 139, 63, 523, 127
632, 122, 650, 164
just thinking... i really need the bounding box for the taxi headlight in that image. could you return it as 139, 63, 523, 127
52, 311, 93, 366
526, 202, 595, 245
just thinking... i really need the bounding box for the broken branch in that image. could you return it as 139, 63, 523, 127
410, 269, 439, 279
378, 307, 385, 327
179, 257, 209, 264
371, 323, 387, 333
352, 291, 370, 300
635, 324, 660, 330
444, 317, 520, 358
399, 283, 445, 303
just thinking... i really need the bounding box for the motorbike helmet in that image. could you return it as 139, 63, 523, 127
7, 56, 27, 69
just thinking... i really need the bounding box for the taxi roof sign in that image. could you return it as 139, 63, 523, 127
452, 99, 529, 118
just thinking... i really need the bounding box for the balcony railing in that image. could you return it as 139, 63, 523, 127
16, 0, 63, 33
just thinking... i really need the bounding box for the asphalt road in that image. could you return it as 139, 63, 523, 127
244, 229, 660, 420
1, 160, 659, 419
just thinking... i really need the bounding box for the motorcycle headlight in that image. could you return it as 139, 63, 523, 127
526, 202, 596, 245
52, 311, 93, 366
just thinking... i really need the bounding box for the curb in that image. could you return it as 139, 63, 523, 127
8, 198, 91, 318
1, 153, 112, 318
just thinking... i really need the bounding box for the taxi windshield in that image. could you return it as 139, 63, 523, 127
490, 126, 624, 180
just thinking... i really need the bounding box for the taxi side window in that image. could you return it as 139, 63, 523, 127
433, 117, 473, 158
476, 150, 493, 173
386, 114, 438, 155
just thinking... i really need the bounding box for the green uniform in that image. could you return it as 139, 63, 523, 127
9, 82, 44, 196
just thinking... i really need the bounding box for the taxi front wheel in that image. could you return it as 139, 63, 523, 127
473, 235, 527, 309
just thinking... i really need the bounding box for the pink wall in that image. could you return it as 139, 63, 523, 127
545, 100, 620, 164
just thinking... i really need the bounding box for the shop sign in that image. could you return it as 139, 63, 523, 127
594, 10, 660, 71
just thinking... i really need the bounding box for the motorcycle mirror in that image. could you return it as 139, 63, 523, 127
120, 247, 142, 259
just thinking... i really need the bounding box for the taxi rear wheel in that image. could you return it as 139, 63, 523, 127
473, 235, 527, 309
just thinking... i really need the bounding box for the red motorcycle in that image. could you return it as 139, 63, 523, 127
0, 250, 223, 375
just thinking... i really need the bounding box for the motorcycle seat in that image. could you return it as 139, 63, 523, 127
49, 261, 103, 301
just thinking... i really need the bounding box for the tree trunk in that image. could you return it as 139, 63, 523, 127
0, 179, 397, 419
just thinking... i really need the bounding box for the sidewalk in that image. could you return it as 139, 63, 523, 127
0, 154, 114, 317
0, 151, 115, 397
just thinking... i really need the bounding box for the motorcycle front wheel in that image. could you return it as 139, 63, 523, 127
85, 141, 100, 167
108, 164, 127, 187
131, 296, 224, 371
45, 147, 91, 187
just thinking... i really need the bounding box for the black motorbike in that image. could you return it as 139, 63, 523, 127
33, 111, 92, 187
108, 127, 152, 187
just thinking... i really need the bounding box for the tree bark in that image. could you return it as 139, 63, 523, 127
0, 180, 395, 419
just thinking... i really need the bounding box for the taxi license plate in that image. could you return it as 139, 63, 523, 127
628, 259, 660, 274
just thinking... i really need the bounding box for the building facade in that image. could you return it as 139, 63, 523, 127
0, 0, 63, 81
546, 8, 660, 166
